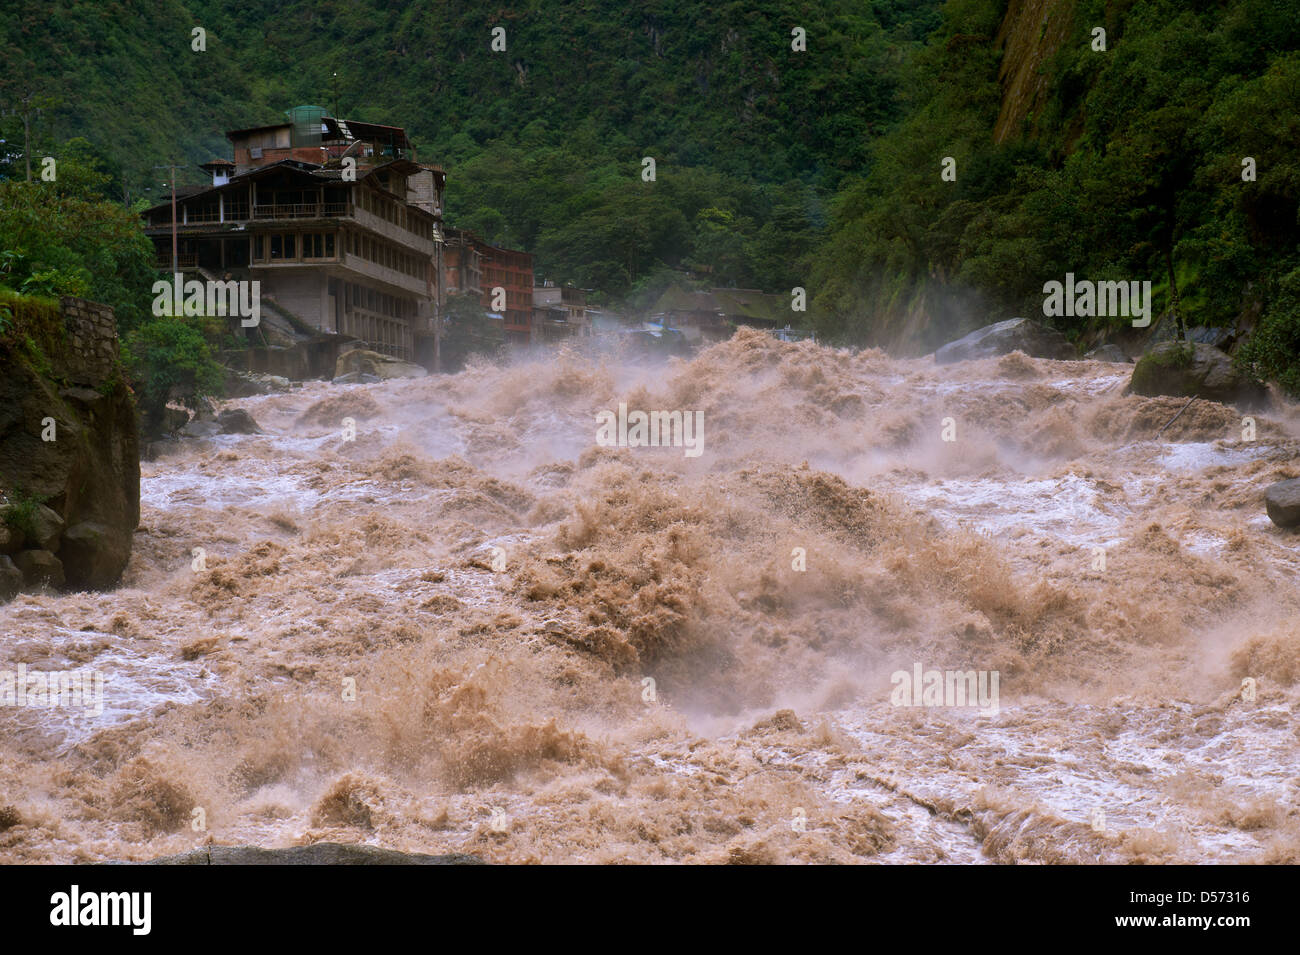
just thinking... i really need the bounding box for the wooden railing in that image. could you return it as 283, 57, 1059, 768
252, 201, 348, 220
185, 204, 251, 223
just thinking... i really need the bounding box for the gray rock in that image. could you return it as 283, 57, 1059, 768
29, 504, 65, 551
1130, 342, 1268, 409
0, 524, 21, 555
181, 416, 221, 438
1265, 479, 1300, 528
217, 409, 262, 435
224, 370, 272, 397
161, 406, 191, 434
332, 372, 382, 385
1148, 315, 1236, 350
1084, 344, 1131, 363
59, 386, 104, 406
0, 555, 22, 600
935, 318, 1076, 365
0, 298, 139, 592
60, 521, 129, 590
335, 348, 428, 380
1188, 326, 1236, 350
14, 549, 64, 589
137, 843, 486, 865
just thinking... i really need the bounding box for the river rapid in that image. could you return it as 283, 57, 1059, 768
2, 329, 1298, 863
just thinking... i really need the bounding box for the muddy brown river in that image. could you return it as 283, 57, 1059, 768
2, 329, 1298, 863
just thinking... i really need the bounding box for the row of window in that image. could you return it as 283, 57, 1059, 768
345, 231, 424, 279
356, 187, 426, 238
337, 279, 413, 321
253, 233, 336, 261
487, 290, 531, 309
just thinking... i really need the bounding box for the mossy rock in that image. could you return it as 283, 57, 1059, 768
1131, 342, 1268, 409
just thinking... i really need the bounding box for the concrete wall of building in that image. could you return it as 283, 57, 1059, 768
340, 254, 428, 298
406, 168, 444, 217
263, 271, 328, 330
352, 206, 435, 254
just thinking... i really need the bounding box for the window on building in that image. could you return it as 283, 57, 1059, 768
325, 233, 335, 257
284, 234, 296, 259
270, 235, 282, 259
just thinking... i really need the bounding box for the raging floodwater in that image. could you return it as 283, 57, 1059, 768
3, 329, 1298, 864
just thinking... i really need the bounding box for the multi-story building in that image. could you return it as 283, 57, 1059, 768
532, 282, 589, 340
476, 240, 534, 346
442, 226, 484, 297
141, 106, 445, 365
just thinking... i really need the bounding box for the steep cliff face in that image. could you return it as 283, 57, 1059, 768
992, 0, 1077, 144
0, 296, 140, 594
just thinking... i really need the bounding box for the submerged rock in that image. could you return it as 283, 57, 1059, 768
181, 416, 221, 438
1084, 344, 1131, 363
1265, 479, 1300, 528
137, 843, 486, 865
217, 408, 262, 434
335, 348, 428, 381
934, 318, 1076, 364
1130, 342, 1268, 409
14, 549, 64, 588
332, 371, 382, 385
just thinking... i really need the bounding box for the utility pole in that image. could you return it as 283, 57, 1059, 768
2, 89, 54, 183
153, 161, 184, 273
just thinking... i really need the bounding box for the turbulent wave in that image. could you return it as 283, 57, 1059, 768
2, 329, 1298, 863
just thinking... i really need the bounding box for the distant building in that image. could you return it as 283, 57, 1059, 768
532, 282, 589, 340
585, 308, 628, 337
476, 240, 534, 346
442, 226, 483, 298
141, 106, 445, 366
648, 286, 795, 343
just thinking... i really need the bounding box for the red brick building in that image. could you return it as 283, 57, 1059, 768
477, 241, 534, 345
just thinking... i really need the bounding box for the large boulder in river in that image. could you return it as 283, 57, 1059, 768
1265, 479, 1300, 528
217, 408, 262, 434
1130, 342, 1268, 409
934, 318, 1076, 364
335, 348, 428, 381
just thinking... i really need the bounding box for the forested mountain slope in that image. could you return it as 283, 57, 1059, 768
4, 0, 1300, 386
